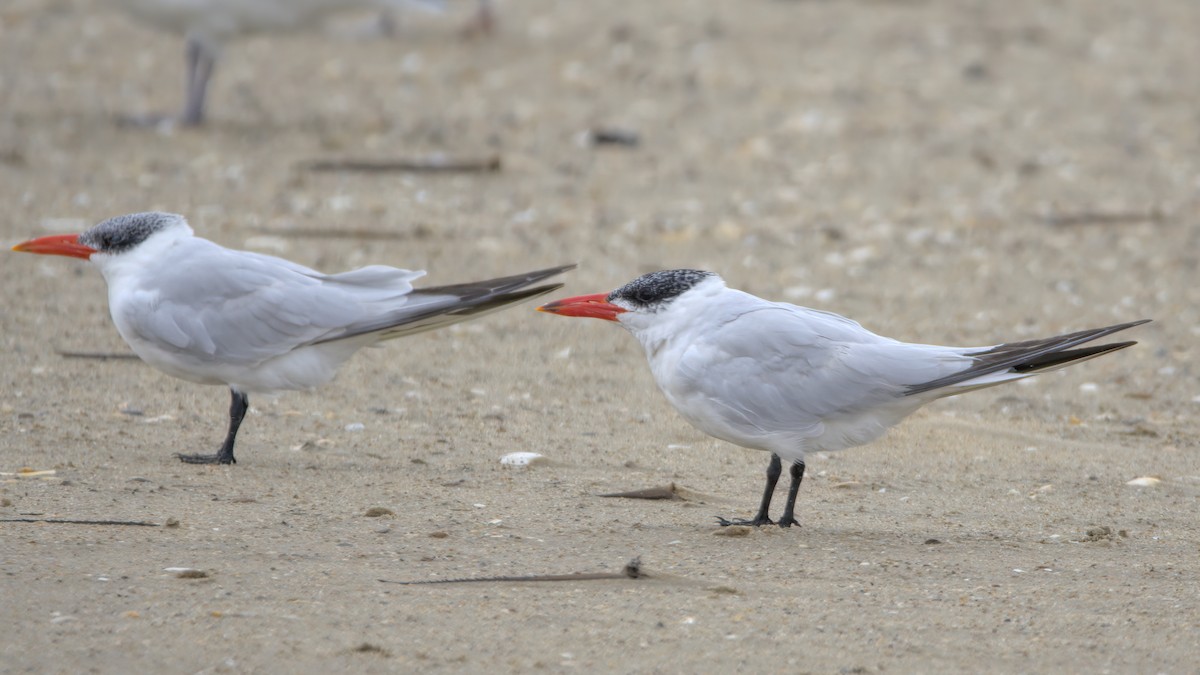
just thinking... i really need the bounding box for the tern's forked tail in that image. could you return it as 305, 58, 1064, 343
905, 319, 1150, 397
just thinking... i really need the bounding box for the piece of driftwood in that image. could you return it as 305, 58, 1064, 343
600, 483, 680, 500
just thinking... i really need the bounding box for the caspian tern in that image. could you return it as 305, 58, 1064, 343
13, 211, 572, 465
539, 269, 1149, 528
108, 0, 492, 126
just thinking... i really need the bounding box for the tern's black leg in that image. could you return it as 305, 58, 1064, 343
181, 37, 214, 126
117, 37, 213, 128
177, 389, 247, 465
716, 454, 782, 527
776, 461, 805, 528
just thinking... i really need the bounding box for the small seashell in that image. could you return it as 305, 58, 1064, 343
3, 468, 57, 477
164, 567, 208, 578
1126, 476, 1161, 487
500, 452, 545, 467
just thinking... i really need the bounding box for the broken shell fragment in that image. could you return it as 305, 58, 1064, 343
500, 452, 546, 467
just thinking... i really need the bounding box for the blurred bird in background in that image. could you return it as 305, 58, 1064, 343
107, 0, 496, 126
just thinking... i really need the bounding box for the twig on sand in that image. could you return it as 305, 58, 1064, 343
600, 484, 680, 500
57, 351, 141, 360
1, 518, 160, 526
1041, 209, 1165, 227
299, 155, 501, 174
380, 557, 645, 585
247, 226, 420, 241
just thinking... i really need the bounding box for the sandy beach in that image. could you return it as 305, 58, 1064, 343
1, 0, 1197, 671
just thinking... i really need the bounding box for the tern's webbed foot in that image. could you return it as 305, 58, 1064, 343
175, 452, 235, 465
715, 515, 774, 527
776, 515, 801, 529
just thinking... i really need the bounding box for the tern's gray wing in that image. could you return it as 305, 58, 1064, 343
112, 242, 423, 367
667, 303, 974, 446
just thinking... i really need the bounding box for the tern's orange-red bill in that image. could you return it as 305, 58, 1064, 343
11, 234, 97, 260
537, 293, 627, 322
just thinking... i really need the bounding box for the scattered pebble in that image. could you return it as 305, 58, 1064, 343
1083, 526, 1128, 542
588, 127, 640, 147
344, 422, 365, 432
350, 643, 390, 657
364, 507, 394, 518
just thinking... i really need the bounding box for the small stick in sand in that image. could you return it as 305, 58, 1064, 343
1041, 209, 1165, 227
57, 351, 141, 360
600, 484, 679, 500
247, 227, 419, 241
300, 155, 501, 173
1, 518, 160, 526
379, 558, 644, 585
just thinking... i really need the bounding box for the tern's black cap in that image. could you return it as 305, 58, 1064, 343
79, 212, 182, 255
607, 269, 717, 310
